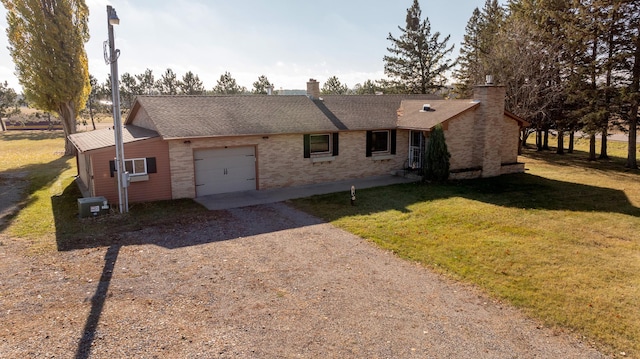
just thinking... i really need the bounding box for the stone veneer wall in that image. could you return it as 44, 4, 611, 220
442, 110, 478, 171
169, 130, 409, 199
444, 85, 524, 180
500, 116, 521, 164
473, 85, 507, 178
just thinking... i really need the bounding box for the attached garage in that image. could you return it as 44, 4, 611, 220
194, 146, 257, 197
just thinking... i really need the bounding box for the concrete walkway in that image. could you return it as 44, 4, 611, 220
194, 174, 419, 210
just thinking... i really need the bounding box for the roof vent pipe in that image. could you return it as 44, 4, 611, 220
422, 104, 431, 112
485, 75, 494, 85
266, 86, 273, 96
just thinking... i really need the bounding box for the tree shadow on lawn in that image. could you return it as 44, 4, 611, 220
453, 172, 639, 214
0, 156, 71, 233
522, 146, 640, 175
0, 130, 66, 141
294, 172, 640, 221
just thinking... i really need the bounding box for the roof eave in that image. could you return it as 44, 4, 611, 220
504, 110, 530, 127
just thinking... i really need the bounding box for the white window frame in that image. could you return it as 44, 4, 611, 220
124, 158, 147, 176
309, 133, 332, 155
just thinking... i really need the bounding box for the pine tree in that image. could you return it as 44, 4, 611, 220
321, 76, 348, 95
136, 69, 156, 95
384, 0, 455, 94
179, 71, 205, 95
252, 75, 274, 95
476, 0, 506, 81
2, 0, 90, 154
212, 72, 246, 95
622, 0, 639, 169
454, 0, 507, 98
453, 8, 482, 98
598, 0, 627, 160
156, 68, 180, 95
423, 124, 450, 182
354, 80, 381, 95
565, 0, 609, 161
118, 73, 139, 110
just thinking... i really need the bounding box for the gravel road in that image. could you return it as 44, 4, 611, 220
0, 202, 607, 358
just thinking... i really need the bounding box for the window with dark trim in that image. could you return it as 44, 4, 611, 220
110, 157, 157, 177
366, 130, 396, 157
125, 158, 147, 175
371, 131, 389, 152
310, 134, 330, 154
304, 133, 339, 158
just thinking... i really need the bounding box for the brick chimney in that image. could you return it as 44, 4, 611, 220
306, 79, 320, 100
473, 81, 506, 178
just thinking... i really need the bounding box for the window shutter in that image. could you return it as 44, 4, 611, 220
303, 134, 311, 158
390, 129, 397, 155
146, 157, 157, 174
109, 160, 115, 177
332, 133, 339, 156
365, 131, 372, 157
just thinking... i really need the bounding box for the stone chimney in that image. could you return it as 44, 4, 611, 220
306, 79, 320, 100
473, 82, 506, 178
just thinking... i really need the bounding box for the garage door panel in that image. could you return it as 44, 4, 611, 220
227, 166, 255, 180
194, 147, 256, 197
209, 175, 254, 191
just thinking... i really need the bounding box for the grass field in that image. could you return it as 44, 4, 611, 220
1, 130, 639, 356
0, 130, 208, 253
0, 131, 75, 252
293, 138, 640, 357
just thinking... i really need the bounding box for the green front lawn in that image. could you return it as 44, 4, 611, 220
293, 141, 640, 357
0, 131, 211, 252
2, 130, 639, 356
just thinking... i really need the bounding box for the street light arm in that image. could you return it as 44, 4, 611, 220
107, 5, 120, 25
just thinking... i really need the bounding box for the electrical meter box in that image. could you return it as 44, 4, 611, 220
78, 196, 109, 218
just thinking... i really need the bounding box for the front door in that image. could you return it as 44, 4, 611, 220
408, 130, 424, 169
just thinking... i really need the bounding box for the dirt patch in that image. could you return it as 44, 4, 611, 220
0, 172, 28, 229
0, 203, 607, 358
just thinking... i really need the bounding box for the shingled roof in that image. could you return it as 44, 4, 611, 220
127, 95, 339, 139
319, 94, 439, 130
397, 100, 480, 130
125, 94, 445, 138
68, 125, 159, 153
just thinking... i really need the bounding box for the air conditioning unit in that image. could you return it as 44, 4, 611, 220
78, 196, 109, 218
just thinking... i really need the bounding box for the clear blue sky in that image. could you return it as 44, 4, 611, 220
1, 0, 504, 92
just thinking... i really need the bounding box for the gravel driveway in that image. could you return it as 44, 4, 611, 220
0, 202, 606, 358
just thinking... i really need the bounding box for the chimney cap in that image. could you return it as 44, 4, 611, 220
485, 75, 494, 85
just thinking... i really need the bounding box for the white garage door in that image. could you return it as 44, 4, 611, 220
194, 147, 256, 197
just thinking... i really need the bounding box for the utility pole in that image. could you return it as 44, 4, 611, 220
106, 5, 129, 213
